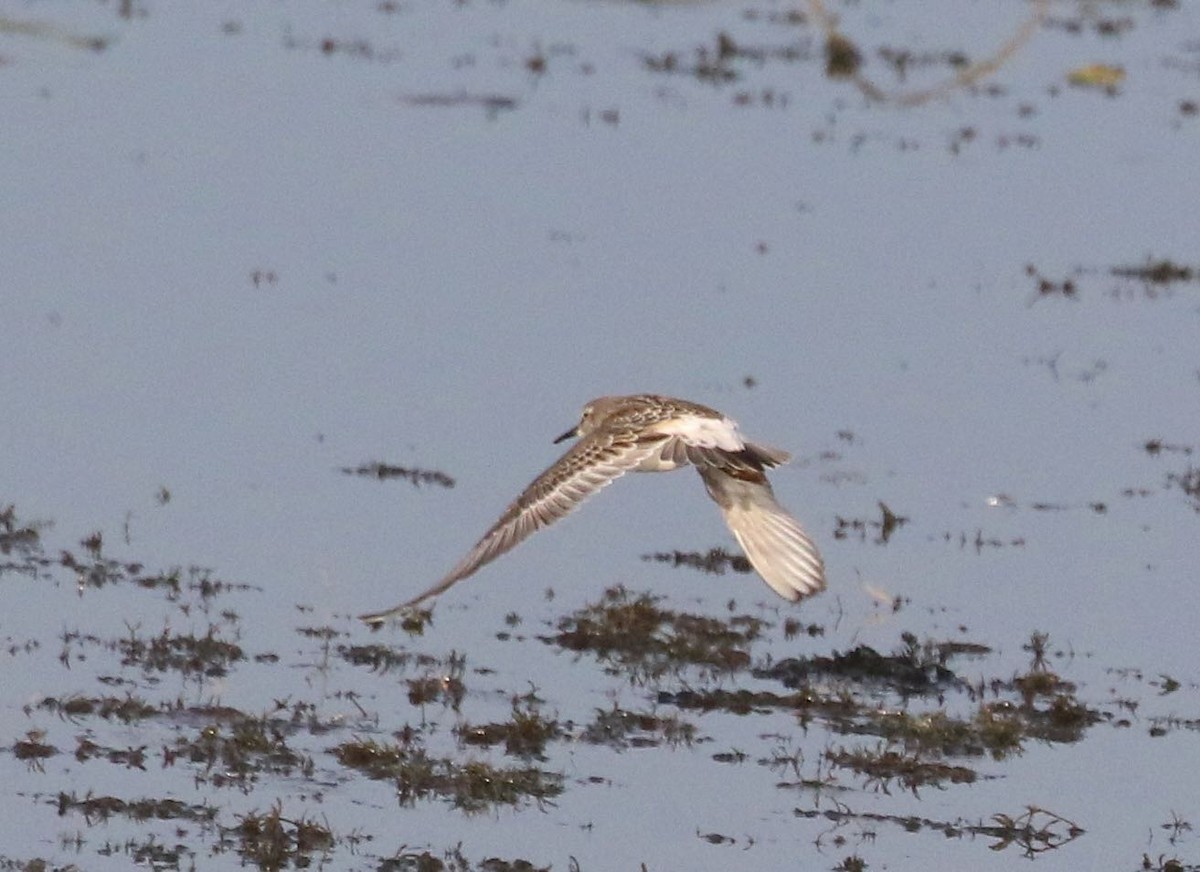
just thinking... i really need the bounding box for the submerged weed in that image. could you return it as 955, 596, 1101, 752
341, 462, 455, 488
119, 624, 245, 678
0, 504, 46, 567
579, 704, 699, 749
56, 791, 218, 825
171, 714, 313, 788
826, 743, 977, 793
333, 738, 563, 813
456, 695, 562, 759
757, 634, 966, 696
544, 585, 764, 682
640, 546, 751, 575
227, 801, 334, 868
796, 803, 1084, 858
339, 642, 419, 673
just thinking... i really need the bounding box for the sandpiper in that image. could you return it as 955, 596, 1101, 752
360, 394, 825, 624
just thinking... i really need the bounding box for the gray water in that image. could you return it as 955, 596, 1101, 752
1, 1, 1198, 869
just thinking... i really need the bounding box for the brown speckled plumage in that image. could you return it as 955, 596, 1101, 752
360, 395, 824, 624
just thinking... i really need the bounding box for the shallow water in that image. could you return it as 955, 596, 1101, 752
1, 0, 1198, 869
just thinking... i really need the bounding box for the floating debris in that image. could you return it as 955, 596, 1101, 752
1112, 259, 1196, 286
398, 91, 519, 117
641, 546, 751, 574
1067, 63, 1125, 90
341, 462, 455, 488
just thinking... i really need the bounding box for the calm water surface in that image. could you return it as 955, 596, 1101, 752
1, 0, 1197, 869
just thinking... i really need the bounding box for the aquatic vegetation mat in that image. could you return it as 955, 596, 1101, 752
3, 402, 1197, 872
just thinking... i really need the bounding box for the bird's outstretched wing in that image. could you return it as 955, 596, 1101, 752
359, 432, 662, 624
698, 465, 826, 601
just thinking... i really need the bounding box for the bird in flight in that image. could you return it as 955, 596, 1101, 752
360, 394, 825, 625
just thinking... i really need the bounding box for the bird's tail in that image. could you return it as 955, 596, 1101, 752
700, 468, 825, 601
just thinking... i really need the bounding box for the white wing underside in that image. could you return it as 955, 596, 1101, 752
698, 467, 826, 602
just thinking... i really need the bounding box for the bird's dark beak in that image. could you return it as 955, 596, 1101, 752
552, 425, 579, 444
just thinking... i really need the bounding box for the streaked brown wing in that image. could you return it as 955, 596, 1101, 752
359, 431, 662, 623
648, 435, 789, 475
